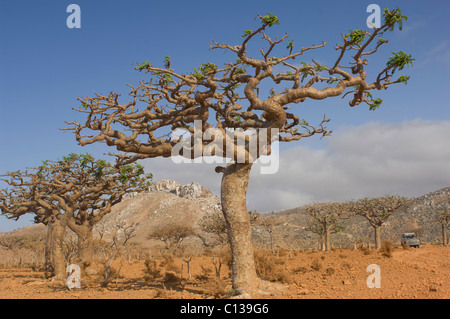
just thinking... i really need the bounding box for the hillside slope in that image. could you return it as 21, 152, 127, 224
1, 182, 448, 251
258, 187, 450, 249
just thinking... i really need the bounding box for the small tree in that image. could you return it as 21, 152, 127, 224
96, 219, 137, 286
253, 213, 283, 253
0, 153, 151, 280
198, 210, 229, 249
429, 191, 449, 246
147, 224, 197, 281
350, 195, 409, 250
304, 202, 352, 251
435, 209, 450, 246
147, 224, 195, 257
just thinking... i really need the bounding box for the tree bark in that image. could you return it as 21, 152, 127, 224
52, 221, 67, 281
78, 228, 93, 264
220, 162, 259, 295
442, 221, 448, 247
269, 229, 274, 254
374, 225, 381, 250
69, 224, 94, 265
324, 229, 331, 252
44, 221, 54, 278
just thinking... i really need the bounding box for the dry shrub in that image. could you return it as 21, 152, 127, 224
341, 262, 352, 270
310, 259, 322, 271
325, 267, 336, 276
160, 254, 179, 272
381, 240, 394, 258
218, 248, 232, 270
101, 266, 120, 286
163, 271, 180, 285
254, 249, 291, 283
360, 247, 373, 255
204, 278, 229, 299
293, 266, 309, 274
210, 248, 232, 279
143, 258, 161, 282
195, 265, 212, 281
277, 248, 289, 257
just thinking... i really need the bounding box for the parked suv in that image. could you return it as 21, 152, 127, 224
401, 233, 420, 248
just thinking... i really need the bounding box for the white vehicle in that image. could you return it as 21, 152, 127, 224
401, 233, 420, 248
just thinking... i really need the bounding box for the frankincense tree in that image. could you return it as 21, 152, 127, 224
64, 9, 413, 295
0, 153, 152, 280
349, 195, 409, 250
305, 202, 352, 252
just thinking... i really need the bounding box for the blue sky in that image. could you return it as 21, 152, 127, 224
1, 0, 449, 232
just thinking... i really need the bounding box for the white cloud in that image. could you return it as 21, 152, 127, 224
142, 119, 450, 213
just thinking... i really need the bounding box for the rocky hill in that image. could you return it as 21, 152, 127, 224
96, 180, 222, 253
257, 187, 450, 249
1, 181, 449, 252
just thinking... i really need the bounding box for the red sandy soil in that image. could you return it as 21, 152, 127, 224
0, 245, 448, 299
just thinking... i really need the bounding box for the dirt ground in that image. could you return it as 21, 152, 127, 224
0, 245, 448, 299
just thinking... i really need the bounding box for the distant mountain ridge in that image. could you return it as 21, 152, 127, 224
257, 186, 450, 249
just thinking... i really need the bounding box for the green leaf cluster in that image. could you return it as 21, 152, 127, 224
286, 40, 293, 50
138, 61, 152, 70
383, 7, 408, 31
163, 56, 171, 69
261, 12, 279, 27
233, 67, 246, 75
300, 63, 312, 83
369, 98, 383, 111
397, 75, 409, 85
192, 63, 218, 80
223, 81, 240, 92
327, 77, 339, 84
242, 29, 252, 38
387, 51, 414, 73
345, 29, 366, 45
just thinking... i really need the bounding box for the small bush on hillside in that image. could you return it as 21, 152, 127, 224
143, 258, 161, 282
310, 259, 322, 271
254, 249, 291, 283
381, 240, 394, 258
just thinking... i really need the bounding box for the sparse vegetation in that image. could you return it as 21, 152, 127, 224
381, 240, 395, 258
310, 259, 322, 271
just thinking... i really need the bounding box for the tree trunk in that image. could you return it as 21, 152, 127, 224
442, 221, 448, 247
221, 162, 259, 295
269, 229, 274, 254
44, 221, 54, 278
52, 222, 67, 281
374, 226, 381, 250
68, 221, 95, 265
77, 227, 94, 264
319, 235, 325, 251
324, 229, 331, 252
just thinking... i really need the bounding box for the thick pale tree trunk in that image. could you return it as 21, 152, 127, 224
220, 162, 259, 295
52, 222, 67, 281
44, 222, 54, 278
319, 235, 325, 251
78, 228, 94, 264
68, 223, 94, 265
